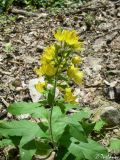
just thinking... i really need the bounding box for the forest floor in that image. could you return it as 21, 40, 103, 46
0, 0, 120, 159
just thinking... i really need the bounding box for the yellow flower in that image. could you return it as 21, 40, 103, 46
45, 63, 57, 76
67, 65, 84, 85
54, 29, 80, 45
72, 56, 82, 64
54, 29, 84, 51
40, 45, 56, 64
74, 71, 84, 84
35, 82, 46, 93
34, 66, 46, 76
73, 42, 83, 51
67, 65, 79, 78
63, 30, 79, 46
65, 87, 72, 93
54, 30, 64, 41
64, 87, 76, 103
35, 62, 56, 77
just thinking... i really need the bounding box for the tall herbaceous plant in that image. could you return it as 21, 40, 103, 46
0, 29, 108, 160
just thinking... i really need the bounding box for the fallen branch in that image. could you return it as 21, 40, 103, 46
10, 8, 48, 18
0, 97, 9, 108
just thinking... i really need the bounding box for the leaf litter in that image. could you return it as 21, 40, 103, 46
0, 0, 120, 159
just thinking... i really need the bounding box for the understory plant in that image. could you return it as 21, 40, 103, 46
0, 29, 108, 160
0, 0, 88, 12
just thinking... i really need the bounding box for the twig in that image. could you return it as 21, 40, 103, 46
0, 97, 9, 108
10, 8, 47, 18
0, 69, 11, 75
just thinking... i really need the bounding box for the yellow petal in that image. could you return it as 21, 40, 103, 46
67, 65, 79, 78
64, 87, 77, 103
54, 30, 64, 41
74, 71, 84, 84
45, 64, 57, 76
64, 91, 76, 103
72, 56, 82, 64
34, 66, 46, 76
65, 87, 72, 93
35, 82, 46, 93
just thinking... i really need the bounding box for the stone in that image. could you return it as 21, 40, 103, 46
100, 106, 120, 126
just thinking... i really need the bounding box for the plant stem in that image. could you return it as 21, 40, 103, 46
49, 75, 57, 149
49, 47, 63, 150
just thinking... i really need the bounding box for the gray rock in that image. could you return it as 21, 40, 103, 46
100, 106, 120, 126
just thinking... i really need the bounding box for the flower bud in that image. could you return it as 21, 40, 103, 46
72, 56, 82, 64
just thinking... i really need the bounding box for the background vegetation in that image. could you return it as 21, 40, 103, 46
0, 0, 88, 12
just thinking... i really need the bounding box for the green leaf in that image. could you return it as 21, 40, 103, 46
62, 116, 80, 126
0, 120, 46, 146
52, 120, 67, 141
8, 102, 41, 115
52, 111, 85, 142
52, 106, 63, 121
69, 124, 87, 142
68, 143, 85, 159
38, 122, 48, 133
94, 119, 106, 132
64, 103, 79, 113
58, 126, 71, 149
8, 102, 48, 119
51, 109, 92, 144
4, 0, 14, 11
70, 110, 92, 122
10, 136, 21, 146
69, 139, 108, 160
81, 121, 95, 136
20, 140, 36, 160
0, 139, 14, 147
109, 138, 120, 154
57, 147, 76, 160
50, 107, 66, 141
31, 107, 48, 119
36, 140, 52, 155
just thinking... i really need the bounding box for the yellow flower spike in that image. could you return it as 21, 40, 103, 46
72, 56, 82, 64
64, 87, 77, 103
74, 71, 84, 85
35, 82, 46, 93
